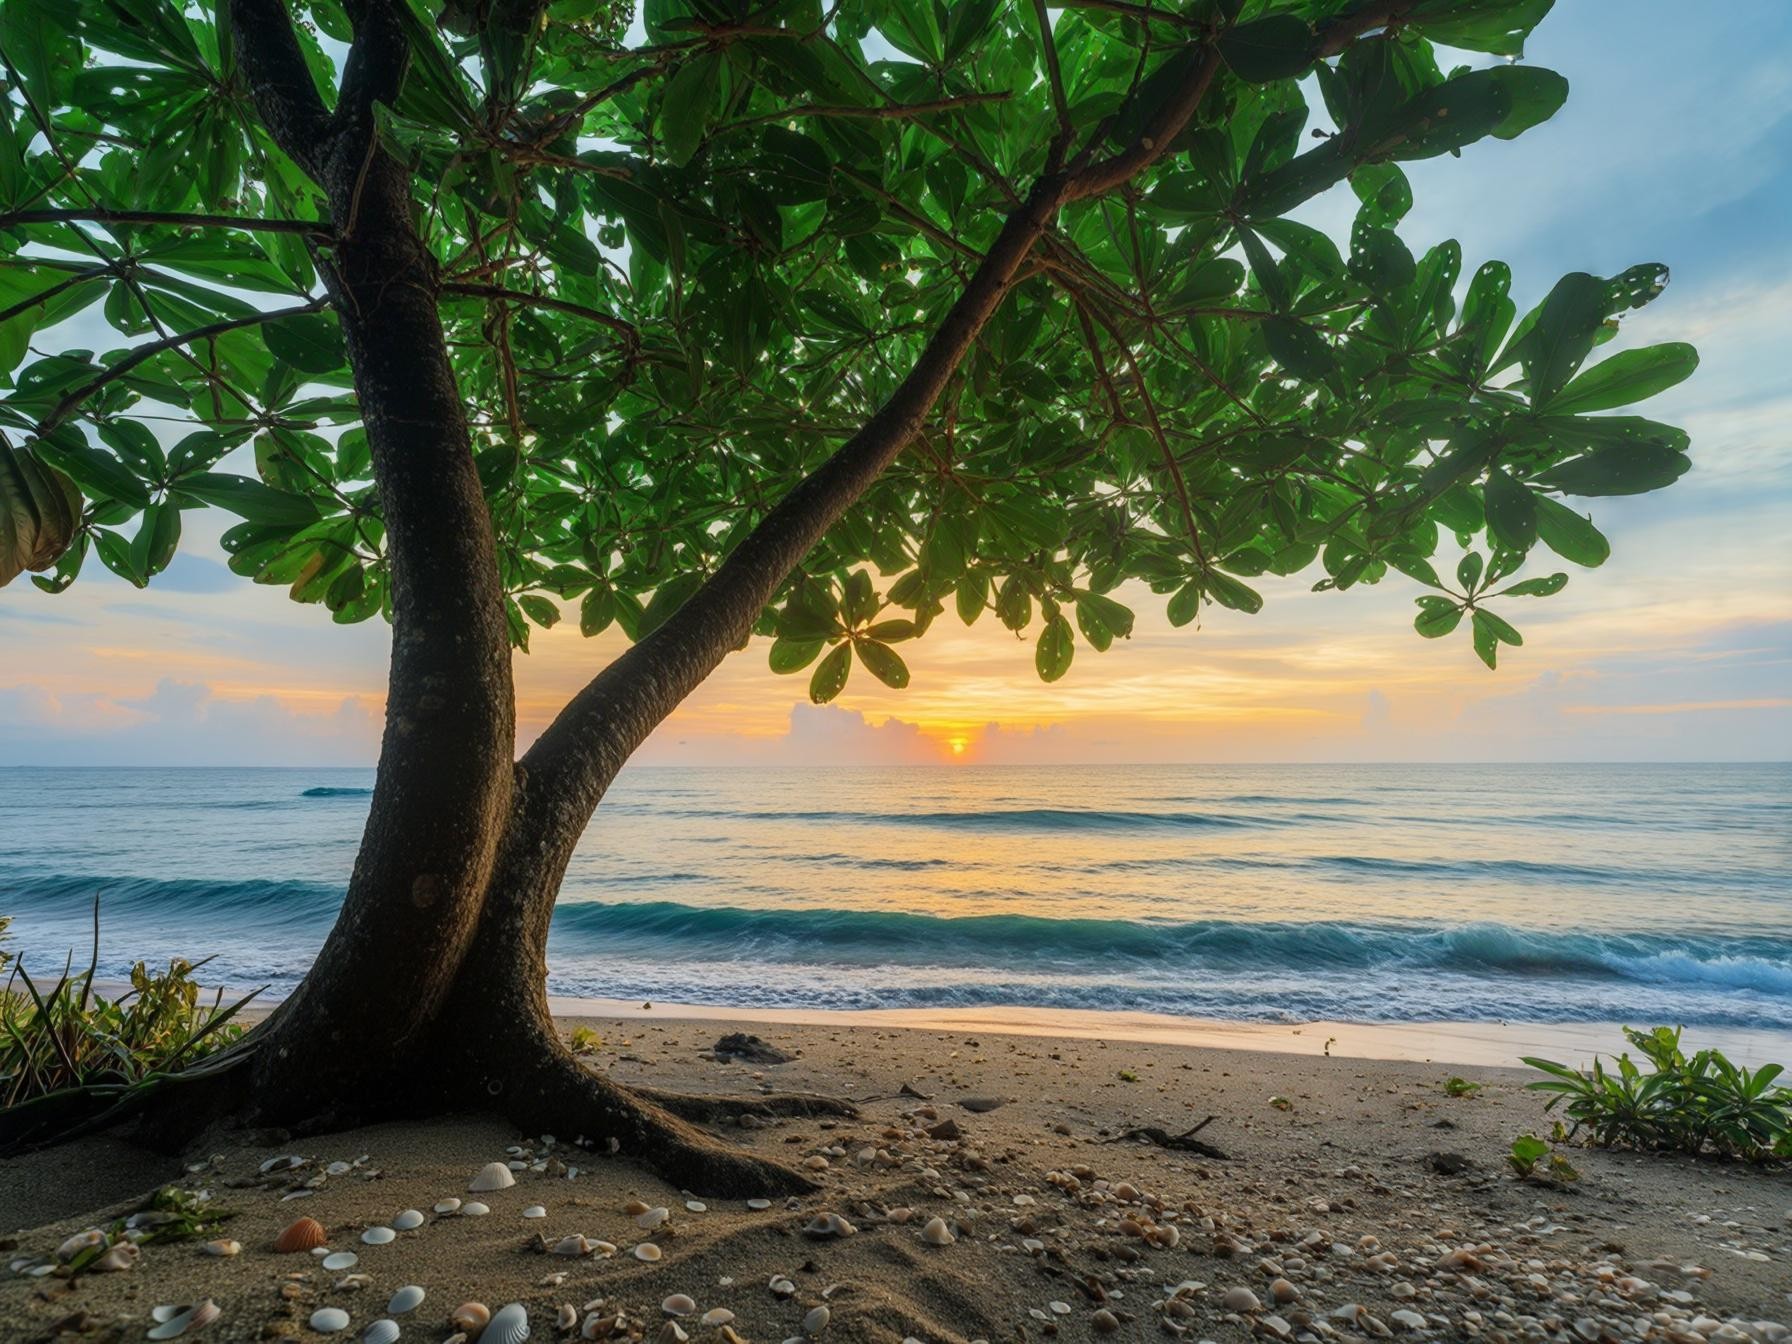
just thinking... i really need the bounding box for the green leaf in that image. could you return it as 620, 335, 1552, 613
1548, 343, 1699, 415
1204, 570, 1263, 614
131, 500, 182, 578
1542, 445, 1690, 497
579, 586, 617, 636
263, 312, 345, 374
518, 594, 561, 628
769, 636, 824, 674
808, 642, 851, 703
855, 638, 909, 688
1483, 468, 1537, 551
659, 52, 721, 168
1516, 272, 1608, 406
1499, 572, 1568, 597
1263, 317, 1334, 379
1035, 614, 1074, 682
1166, 580, 1201, 628
35, 436, 151, 509
1414, 597, 1462, 639
174, 473, 320, 525
1533, 496, 1610, 567
1218, 16, 1316, 83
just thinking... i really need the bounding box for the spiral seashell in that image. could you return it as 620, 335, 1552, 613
361, 1321, 401, 1344
309, 1307, 351, 1333
468, 1161, 516, 1192
484, 1302, 530, 1344
449, 1303, 490, 1334
391, 1210, 425, 1231
387, 1286, 425, 1315
274, 1216, 327, 1253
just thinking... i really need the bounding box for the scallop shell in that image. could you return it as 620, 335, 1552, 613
309, 1307, 352, 1333
362, 1227, 397, 1245
322, 1252, 360, 1272
433, 1199, 461, 1215
803, 1305, 830, 1335
920, 1216, 955, 1246
201, 1239, 240, 1257
146, 1300, 221, 1340
274, 1217, 328, 1254
361, 1322, 400, 1344
469, 1161, 516, 1192
633, 1243, 661, 1262
460, 1202, 490, 1217
661, 1295, 696, 1317
391, 1210, 425, 1231
521, 1206, 546, 1219
450, 1303, 490, 1334
700, 1309, 735, 1327
633, 1206, 669, 1230
485, 1302, 530, 1344
387, 1286, 425, 1315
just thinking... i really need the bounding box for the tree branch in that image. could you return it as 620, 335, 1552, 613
34, 299, 330, 436
227, 0, 336, 177
718, 92, 1011, 133
0, 208, 332, 236
441, 282, 640, 348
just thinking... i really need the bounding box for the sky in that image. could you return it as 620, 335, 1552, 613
2, 0, 1789, 768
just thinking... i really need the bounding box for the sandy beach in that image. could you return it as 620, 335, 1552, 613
2, 1011, 1788, 1343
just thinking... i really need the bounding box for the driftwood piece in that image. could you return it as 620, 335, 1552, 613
1105, 1114, 1229, 1160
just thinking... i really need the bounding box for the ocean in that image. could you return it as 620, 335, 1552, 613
0, 764, 1787, 1030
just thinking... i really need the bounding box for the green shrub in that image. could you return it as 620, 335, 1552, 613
1523, 1026, 1789, 1162
1506, 1133, 1580, 1184
1, 909, 256, 1112
1443, 1075, 1483, 1098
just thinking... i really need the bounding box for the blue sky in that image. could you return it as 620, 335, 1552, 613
1, 1, 1788, 766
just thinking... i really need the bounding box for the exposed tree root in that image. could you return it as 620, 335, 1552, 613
1104, 1115, 1229, 1160
500, 1041, 820, 1196
629, 1085, 860, 1123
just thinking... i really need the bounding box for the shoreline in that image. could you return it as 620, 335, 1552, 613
181, 979, 1792, 1070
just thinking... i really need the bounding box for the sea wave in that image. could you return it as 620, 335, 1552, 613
646, 806, 1285, 831
300, 786, 374, 798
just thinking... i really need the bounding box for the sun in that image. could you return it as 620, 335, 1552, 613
948, 737, 968, 757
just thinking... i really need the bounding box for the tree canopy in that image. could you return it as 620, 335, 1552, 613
0, 0, 1697, 693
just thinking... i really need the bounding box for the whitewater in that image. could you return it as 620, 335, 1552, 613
1, 763, 1787, 1030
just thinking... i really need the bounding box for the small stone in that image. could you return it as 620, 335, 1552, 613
1224, 1287, 1262, 1313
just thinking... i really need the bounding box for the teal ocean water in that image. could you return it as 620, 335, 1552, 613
0, 764, 1787, 1028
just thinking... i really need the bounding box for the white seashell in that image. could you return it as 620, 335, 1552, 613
433, 1199, 461, 1215
633, 1243, 662, 1262
146, 1300, 221, 1340
387, 1286, 425, 1315
57, 1228, 108, 1262
768, 1276, 797, 1298
362, 1321, 400, 1344
920, 1216, 955, 1246
684, 1201, 706, 1213
261, 1155, 306, 1174
94, 1243, 139, 1272
634, 1207, 669, 1230
746, 1198, 772, 1210
485, 1302, 530, 1344
326, 1161, 353, 1176
310, 1307, 352, 1333
322, 1252, 360, 1271
201, 1239, 240, 1257
460, 1202, 490, 1217
803, 1213, 856, 1239
391, 1210, 425, 1231
700, 1309, 735, 1327
362, 1227, 396, 1245
803, 1305, 830, 1335
521, 1206, 546, 1219
557, 1305, 578, 1331
335, 1274, 373, 1292
469, 1162, 516, 1192
662, 1295, 696, 1316
590, 1241, 617, 1257
550, 1235, 593, 1257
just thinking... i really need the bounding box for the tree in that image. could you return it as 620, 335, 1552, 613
0, 0, 1697, 1188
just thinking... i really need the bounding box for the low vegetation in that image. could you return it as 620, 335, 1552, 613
0, 908, 257, 1121
1523, 1026, 1790, 1162
1506, 1133, 1580, 1185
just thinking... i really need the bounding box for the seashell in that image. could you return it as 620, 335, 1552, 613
590, 1241, 617, 1257
469, 1162, 516, 1192
580, 1316, 619, 1341
387, 1286, 425, 1315
633, 1243, 661, 1262
803, 1213, 856, 1239
460, 1202, 490, 1217
57, 1228, 109, 1262
323, 1252, 360, 1272
450, 1303, 491, 1334
662, 1295, 696, 1316
683, 1201, 705, 1213
920, 1216, 955, 1246
768, 1276, 797, 1299
557, 1305, 578, 1331
658, 1325, 687, 1344
434, 1199, 462, 1215
622, 1200, 651, 1216
362, 1321, 401, 1344
201, 1239, 240, 1257
745, 1199, 771, 1210
391, 1210, 425, 1231
275, 1217, 328, 1253
94, 1243, 139, 1272
803, 1305, 830, 1335
551, 1235, 594, 1257
1223, 1286, 1262, 1313
634, 1207, 669, 1230
326, 1161, 353, 1177
521, 1206, 547, 1219
310, 1307, 352, 1333
802, 1156, 829, 1171
146, 1300, 221, 1340
700, 1309, 735, 1327
261, 1155, 307, 1174
362, 1227, 397, 1245
335, 1274, 374, 1291
485, 1302, 530, 1344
